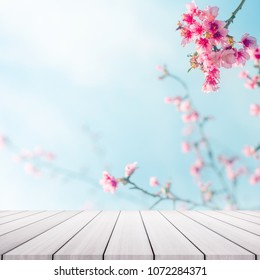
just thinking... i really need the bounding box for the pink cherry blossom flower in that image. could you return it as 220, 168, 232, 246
190, 159, 204, 177
245, 76, 259, 89
249, 168, 260, 185
180, 100, 192, 112
240, 33, 257, 50
204, 6, 219, 22
182, 111, 199, 122
124, 162, 138, 177
239, 70, 248, 78
149, 176, 160, 187
235, 48, 250, 66
186, 1, 199, 15
250, 104, 260, 116
164, 96, 182, 106
182, 141, 191, 153
198, 181, 212, 192
221, 48, 236, 68
99, 171, 118, 193
248, 47, 260, 62
243, 146, 259, 159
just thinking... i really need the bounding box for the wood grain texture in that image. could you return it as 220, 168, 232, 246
4, 211, 100, 260
182, 211, 258, 259
0, 211, 259, 260
0, 211, 78, 259
105, 211, 153, 260
141, 211, 203, 260
219, 211, 260, 224
55, 211, 119, 260
238, 211, 260, 218
161, 211, 252, 260
0, 211, 60, 236
0, 211, 20, 218
0, 211, 32, 225
201, 211, 260, 236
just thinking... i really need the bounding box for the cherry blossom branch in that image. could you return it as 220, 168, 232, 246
224, 0, 246, 28
125, 178, 218, 210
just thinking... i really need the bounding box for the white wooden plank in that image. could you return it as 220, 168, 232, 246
161, 211, 252, 260
105, 211, 153, 260
0, 211, 60, 236
238, 211, 260, 218
0, 211, 78, 259
220, 211, 260, 224
141, 211, 203, 260
0, 211, 31, 224
182, 211, 259, 259
201, 211, 260, 236
0, 211, 15, 218
4, 211, 100, 260
55, 211, 119, 260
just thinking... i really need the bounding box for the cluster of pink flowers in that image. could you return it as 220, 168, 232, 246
190, 158, 204, 178
239, 71, 260, 90
178, 2, 258, 92
218, 155, 246, 181
198, 181, 212, 202
250, 168, 260, 185
239, 46, 260, 89
100, 162, 138, 193
149, 176, 173, 198
99, 171, 118, 193
243, 146, 259, 159
12, 147, 55, 177
249, 104, 260, 116
242, 145, 260, 185
13, 147, 55, 163
164, 96, 200, 123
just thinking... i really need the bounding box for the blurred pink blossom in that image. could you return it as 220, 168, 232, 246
243, 146, 259, 159
124, 162, 138, 177
24, 163, 41, 177
250, 104, 260, 116
99, 171, 118, 193
240, 33, 257, 49
249, 168, 260, 185
182, 141, 191, 153
149, 176, 160, 187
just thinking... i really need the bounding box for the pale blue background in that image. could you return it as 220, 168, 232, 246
0, 0, 259, 210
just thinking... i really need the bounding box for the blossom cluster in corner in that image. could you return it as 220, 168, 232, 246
178, 1, 258, 92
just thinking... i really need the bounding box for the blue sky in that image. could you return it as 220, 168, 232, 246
0, 0, 259, 210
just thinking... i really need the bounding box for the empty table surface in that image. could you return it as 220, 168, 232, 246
0, 211, 259, 260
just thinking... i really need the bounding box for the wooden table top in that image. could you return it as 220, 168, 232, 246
0, 210, 260, 260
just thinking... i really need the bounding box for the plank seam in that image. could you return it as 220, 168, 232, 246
52, 211, 102, 260
0, 211, 56, 237
159, 211, 206, 260
236, 211, 260, 219
218, 211, 260, 226
0, 211, 46, 226
0, 211, 27, 219
139, 211, 155, 260
198, 211, 260, 237
102, 211, 121, 260
179, 211, 257, 260
1, 211, 82, 259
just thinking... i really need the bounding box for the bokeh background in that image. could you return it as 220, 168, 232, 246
0, 0, 259, 210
